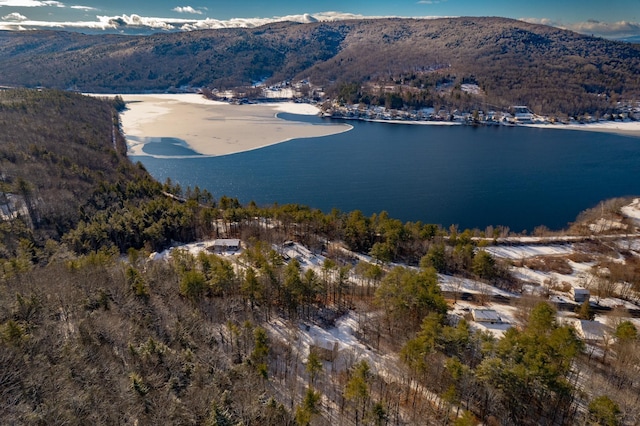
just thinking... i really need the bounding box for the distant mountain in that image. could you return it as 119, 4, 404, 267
1, 17, 639, 116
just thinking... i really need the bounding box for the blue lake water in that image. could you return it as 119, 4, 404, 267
130, 114, 640, 232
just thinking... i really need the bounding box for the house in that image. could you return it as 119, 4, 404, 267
210, 239, 241, 253
575, 320, 606, 343
472, 309, 502, 324
512, 106, 534, 123
571, 287, 590, 303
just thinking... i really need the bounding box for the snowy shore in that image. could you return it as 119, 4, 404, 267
336, 113, 640, 137
117, 94, 640, 158
118, 94, 352, 157
524, 120, 640, 138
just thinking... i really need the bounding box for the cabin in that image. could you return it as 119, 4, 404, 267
571, 287, 590, 303
210, 239, 241, 253
472, 309, 502, 324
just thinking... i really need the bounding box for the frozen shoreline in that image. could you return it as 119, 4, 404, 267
341, 114, 640, 137
118, 94, 352, 157
522, 120, 640, 138
116, 94, 640, 158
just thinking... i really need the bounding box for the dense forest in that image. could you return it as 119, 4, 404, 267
1, 17, 640, 116
1, 89, 640, 425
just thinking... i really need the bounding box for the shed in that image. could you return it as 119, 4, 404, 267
211, 239, 241, 253
571, 287, 590, 303
472, 309, 502, 324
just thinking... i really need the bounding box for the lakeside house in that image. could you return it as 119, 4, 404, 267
512, 106, 534, 123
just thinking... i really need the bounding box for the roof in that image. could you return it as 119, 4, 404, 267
578, 320, 605, 341
572, 287, 590, 295
472, 309, 502, 322
213, 239, 240, 246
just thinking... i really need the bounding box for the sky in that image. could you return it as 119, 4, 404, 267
1, 0, 639, 41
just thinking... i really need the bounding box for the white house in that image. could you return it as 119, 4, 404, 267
512, 106, 534, 123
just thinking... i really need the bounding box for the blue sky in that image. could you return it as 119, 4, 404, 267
1, 0, 639, 40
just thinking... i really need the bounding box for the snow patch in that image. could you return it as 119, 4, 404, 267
588, 218, 628, 233
621, 198, 640, 226
485, 244, 574, 260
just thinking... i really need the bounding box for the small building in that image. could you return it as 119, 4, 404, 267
576, 320, 606, 343
210, 239, 241, 253
571, 287, 590, 303
512, 106, 534, 123
472, 309, 502, 324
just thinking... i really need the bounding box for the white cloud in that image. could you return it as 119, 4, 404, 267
0, 11, 403, 33
2, 12, 27, 20
0, 0, 64, 6
521, 17, 640, 39
568, 20, 640, 39
70, 5, 97, 11
172, 6, 202, 15
5, 10, 631, 41
176, 12, 388, 31
100, 14, 180, 30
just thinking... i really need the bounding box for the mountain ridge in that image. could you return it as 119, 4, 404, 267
1, 17, 639, 116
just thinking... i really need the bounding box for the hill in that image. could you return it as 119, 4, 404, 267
0, 89, 216, 262
1, 17, 639, 116
1, 89, 640, 425
0, 89, 130, 252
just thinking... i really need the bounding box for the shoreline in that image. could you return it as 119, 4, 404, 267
117, 93, 640, 158
330, 114, 640, 137
522, 121, 640, 138
118, 94, 353, 157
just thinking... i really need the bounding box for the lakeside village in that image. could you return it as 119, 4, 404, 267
207, 80, 640, 127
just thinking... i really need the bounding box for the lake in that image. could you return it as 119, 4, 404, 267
130, 114, 640, 232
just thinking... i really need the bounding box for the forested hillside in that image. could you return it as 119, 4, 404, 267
1, 90, 639, 425
1, 17, 639, 116
0, 89, 218, 262
0, 89, 129, 255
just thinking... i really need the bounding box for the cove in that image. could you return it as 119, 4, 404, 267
130, 115, 640, 232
